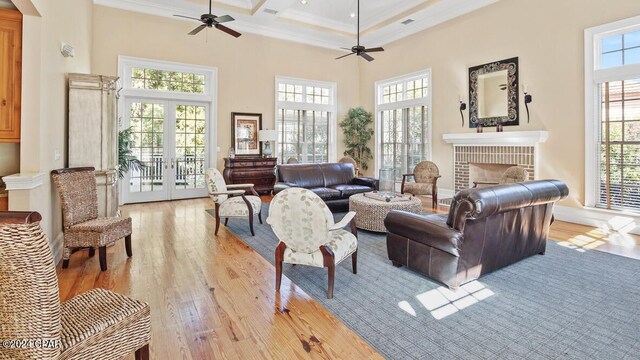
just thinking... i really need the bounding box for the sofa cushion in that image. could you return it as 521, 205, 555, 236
309, 187, 342, 200
276, 164, 325, 189
320, 163, 355, 187
328, 184, 372, 197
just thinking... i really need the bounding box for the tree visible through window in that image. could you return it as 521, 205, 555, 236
276, 77, 335, 163
131, 68, 206, 93
376, 72, 431, 181
595, 26, 640, 211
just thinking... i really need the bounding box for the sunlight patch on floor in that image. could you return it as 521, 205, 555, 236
397, 280, 494, 320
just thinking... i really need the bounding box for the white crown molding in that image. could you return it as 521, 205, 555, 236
94, 0, 498, 50
362, 0, 499, 46
278, 9, 356, 35
3, 173, 45, 190
442, 131, 549, 146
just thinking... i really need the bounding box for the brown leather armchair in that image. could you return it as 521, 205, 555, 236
385, 180, 569, 289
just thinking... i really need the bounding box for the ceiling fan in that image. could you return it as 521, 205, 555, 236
173, 0, 242, 38
336, 0, 384, 62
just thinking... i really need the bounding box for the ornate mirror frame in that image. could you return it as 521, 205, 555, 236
468, 57, 519, 128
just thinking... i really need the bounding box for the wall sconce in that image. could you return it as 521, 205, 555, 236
459, 98, 467, 127
60, 42, 75, 58
523, 85, 533, 123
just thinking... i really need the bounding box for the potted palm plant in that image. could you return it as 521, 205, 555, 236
340, 107, 374, 175
118, 127, 145, 179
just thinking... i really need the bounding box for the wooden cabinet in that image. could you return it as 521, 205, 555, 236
68, 74, 119, 217
223, 157, 277, 195
0, 9, 22, 143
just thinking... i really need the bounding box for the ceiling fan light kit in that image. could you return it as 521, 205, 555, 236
336, 0, 384, 62
174, 0, 242, 38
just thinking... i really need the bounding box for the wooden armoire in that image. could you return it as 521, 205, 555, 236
68, 74, 119, 217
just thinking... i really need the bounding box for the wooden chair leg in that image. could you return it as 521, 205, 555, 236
88, 247, 95, 257
125, 235, 132, 257
352, 250, 357, 274
275, 242, 286, 291
248, 212, 255, 236
214, 204, 221, 235
224, 218, 229, 226
320, 246, 335, 299
135, 344, 150, 360
99, 246, 107, 271
258, 212, 263, 224
326, 262, 335, 299
432, 183, 438, 209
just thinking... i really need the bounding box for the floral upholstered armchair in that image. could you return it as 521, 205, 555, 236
205, 168, 262, 236
401, 161, 441, 209
267, 188, 358, 299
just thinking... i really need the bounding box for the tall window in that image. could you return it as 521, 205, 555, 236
586, 17, 640, 212
375, 71, 431, 180
275, 77, 336, 163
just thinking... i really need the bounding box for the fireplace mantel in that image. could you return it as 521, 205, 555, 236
442, 131, 549, 145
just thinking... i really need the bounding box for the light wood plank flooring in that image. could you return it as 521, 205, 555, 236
56, 198, 381, 360
56, 197, 640, 359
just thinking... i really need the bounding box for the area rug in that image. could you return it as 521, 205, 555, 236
208, 205, 640, 359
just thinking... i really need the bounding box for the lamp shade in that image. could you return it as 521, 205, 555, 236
258, 129, 277, 142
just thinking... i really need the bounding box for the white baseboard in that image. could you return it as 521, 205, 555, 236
553, 205, 640, 235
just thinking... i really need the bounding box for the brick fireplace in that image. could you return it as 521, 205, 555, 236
442, 131, 549, 192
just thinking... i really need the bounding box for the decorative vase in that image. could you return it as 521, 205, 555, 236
476, 124, 484, 133
379, 168, 395, 196
496, 123, 503, 132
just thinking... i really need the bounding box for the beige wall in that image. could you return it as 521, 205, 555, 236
359, 0, 640, 208
91, 5, 360, 170
12, 0, 92, 259
0, 143, 19, 177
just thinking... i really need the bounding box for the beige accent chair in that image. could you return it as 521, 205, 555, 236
473, 166, 530, 188
401, 161, 441, 209
338, 156, 359, 176
51, 167, 132, 271
286, 157, 299, 164
205, 168, 262, 236
0, 211, 151, 360
268, 188, 358, 299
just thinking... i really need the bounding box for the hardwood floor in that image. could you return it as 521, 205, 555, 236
56, 197, 640, 359
56, 198, 381, 360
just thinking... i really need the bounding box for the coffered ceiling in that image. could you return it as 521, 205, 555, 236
94, 0, 498, 49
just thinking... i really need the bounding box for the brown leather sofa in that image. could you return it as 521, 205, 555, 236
384, 180, 569, 288
274, 163, 378, 212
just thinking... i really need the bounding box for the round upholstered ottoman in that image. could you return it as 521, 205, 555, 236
349, 193, 422, 232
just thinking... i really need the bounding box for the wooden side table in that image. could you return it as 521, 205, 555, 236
223, 157, 277, 195
349, 193, 422, 232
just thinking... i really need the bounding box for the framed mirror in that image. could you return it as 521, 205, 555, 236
469, 57, 519, 128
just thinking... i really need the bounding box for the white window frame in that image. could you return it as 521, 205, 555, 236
584, 15, 640, 208
374, 69, 433, 175
274, 76, 338, 163
118, 56, 217, 169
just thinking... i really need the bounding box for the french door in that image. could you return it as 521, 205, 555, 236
123, 98, 209, 203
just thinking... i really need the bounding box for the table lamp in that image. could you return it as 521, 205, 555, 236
258, 129, 277, 157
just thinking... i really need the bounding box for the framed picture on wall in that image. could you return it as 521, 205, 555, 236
231, 112, 262, 156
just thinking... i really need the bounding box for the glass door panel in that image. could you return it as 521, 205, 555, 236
170, 103, 208, 199
125, 100, 168, 203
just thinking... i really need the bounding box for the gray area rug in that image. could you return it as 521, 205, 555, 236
208, 205, 640, 359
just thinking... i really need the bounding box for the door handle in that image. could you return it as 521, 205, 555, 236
171, 158, 175, 169
164, 158, 168, 170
